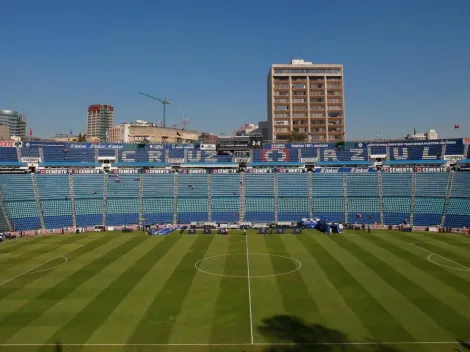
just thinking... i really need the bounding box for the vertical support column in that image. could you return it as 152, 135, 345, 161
173, 172, 178, 224
410, 171, 416, 226
102, 173, 107, 226
239, 172, 246, 222
274, 172, 278, 222
39, 147, 44, 162
343, 173, 348, 224
69, 173, 77, 227
139, 173, 144, 225
308, 171, 313, 218
94, 148, 99, 163
0, 188, 12, 231
16, 146, 22, 161
441, 171, 454, 227
207, 173, 212, 222
378, 171, 384, 225
31, 173, 45, 229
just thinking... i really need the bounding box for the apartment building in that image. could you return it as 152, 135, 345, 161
267, 59, 345, 142
87, 104, 114, 141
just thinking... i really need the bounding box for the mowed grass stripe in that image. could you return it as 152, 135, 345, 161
167, 236, 229, 344
126, 236, 214, 344
263, 236, 321, 323
86, 236, 197, 344
247, 235, 288, 343
371, 234, 470, 298
37, 236, 181, 346
0, 235, 140, 343
0, 234, 108, 301
341, 235, 463, 341
280, 236, 372, 342
210, 235, 251, 344
298, 235, 421, 345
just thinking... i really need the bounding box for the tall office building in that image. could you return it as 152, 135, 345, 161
0, 110, 27, 137
87, 104, 114, 141
267, 59, 345, 142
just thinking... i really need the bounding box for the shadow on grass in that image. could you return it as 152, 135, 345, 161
257, 315, 400, 352
458, 339, 470, 350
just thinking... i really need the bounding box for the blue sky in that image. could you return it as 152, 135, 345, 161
1, 0, 469, 140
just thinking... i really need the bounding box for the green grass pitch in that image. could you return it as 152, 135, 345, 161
0, 230, 469, 352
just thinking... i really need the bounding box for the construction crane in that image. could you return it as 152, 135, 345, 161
139, 92, 170, 127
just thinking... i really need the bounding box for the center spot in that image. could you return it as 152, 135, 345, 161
195, 253, 301, 278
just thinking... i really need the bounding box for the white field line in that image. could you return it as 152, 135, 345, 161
0, 245, 84, 286
0, 236, 36, 250
0, 341, 468, 347
245, 234, 254, 344
410, 242, 470, 271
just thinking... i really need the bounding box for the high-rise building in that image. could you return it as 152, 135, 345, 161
87, 104, 114, 141
0, 110, 27, 137
267, 59, 345, 142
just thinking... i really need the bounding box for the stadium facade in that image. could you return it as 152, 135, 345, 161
0, 137, 469, 233
267, 59, 345, 142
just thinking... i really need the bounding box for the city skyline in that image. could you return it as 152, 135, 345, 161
0, 0, 469, 140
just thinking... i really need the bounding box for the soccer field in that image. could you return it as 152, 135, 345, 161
0, 231, 469, 352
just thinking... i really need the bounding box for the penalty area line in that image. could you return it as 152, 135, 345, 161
0, 245, 84, 286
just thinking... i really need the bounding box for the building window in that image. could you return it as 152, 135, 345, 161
292, 106, 307, 111
293, 128, 307, 133
311, 113, 324, 118
293, 112, 307, 117
293, 91, 306, 96
292, 77, 307, 81
327, 84, 341, 88
274, 91, 289, 96
275, 120, 289, 125
311, 120, 324, 125
328, 105, 342, 110
275, 98, 289, 103
310, 91, 324, 96
275, 105, 288, 111
274, 84, 289, 89
327, 98, 341, 103
275, 127, 289, 133
293, 120, 307, 125
310, 98, 324, 103
311, 128, 325, 132
274, 113, 289, 118
328, 112, 342, 118
311, 106, 324, 110
310, 135, 325, 140
292, 99, 305, 103
310, 84, 324, 89
292, 84, 306, 89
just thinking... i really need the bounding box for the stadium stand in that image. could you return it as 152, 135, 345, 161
312, 173, 345, 222
346, 173, 381, 224
72, 174, 105, 227
413, 173, 449, 226
382, 173, 413, 225
105, 174, 140, 226
142, 172, 175, 224
177, 173, 209, 223
245, 173, 275, 221
36, 174, 73, 228
0, 138, 470, 230
0, 174, 41, 230
211, 173, 240, 222
277, 173, 309, 221
445, 172, 470, 227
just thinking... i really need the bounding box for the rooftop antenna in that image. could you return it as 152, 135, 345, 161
181, 106, 189, 129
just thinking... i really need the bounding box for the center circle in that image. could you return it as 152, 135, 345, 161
195, 253, 302, 278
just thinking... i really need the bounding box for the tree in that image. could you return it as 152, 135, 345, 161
77, 133, 87, 142
288, 131, 306, 142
